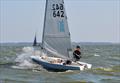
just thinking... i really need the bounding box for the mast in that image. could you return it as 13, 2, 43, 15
42, 0, 48, 48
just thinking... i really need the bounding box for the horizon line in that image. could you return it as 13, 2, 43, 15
0, 41, 120, 44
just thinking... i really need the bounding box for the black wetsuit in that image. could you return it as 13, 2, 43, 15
73, 50, 81, 61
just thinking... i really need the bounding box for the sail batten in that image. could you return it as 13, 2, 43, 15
42, 0, 72, 58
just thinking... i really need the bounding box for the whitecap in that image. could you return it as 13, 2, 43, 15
94, 54, 100, 56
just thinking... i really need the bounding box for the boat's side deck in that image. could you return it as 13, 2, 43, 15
31, 55, 87, 70
31, 55, 92, 71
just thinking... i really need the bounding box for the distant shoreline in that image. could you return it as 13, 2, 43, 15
0, 42, 119, 46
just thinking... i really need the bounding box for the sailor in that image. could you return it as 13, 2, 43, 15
73, 45, 82, 61
63, 60, 72, 65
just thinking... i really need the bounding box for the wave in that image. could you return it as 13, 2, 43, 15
12, 47, 44, 70
94, 67, 113, 72
89, 65, 120, 77
108, 56, 120, 61
100, 78, 120, 83
94, 54, 100, 57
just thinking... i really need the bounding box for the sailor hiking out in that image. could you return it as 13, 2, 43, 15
73, 45, 82, 61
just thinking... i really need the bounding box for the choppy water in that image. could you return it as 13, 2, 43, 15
0, 43, 120, 83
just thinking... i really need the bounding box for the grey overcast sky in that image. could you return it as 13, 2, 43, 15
0, 0, 120, 43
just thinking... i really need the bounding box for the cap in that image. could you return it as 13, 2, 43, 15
76, 45, 80, 48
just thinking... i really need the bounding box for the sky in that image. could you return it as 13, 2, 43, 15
0, 0, 120, 43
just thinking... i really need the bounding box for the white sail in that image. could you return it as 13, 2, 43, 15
44, 42, 70, 59
42, 0, 72, 58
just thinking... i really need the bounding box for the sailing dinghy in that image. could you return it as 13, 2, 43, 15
31, 0, 92, 71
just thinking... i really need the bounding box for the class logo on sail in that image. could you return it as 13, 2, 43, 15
58, 20, 65, 32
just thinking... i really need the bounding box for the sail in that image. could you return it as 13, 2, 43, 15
33, 34, 37, 46
42, 0, 72, 58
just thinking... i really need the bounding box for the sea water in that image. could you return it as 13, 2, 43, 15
0, 43, 120, 83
